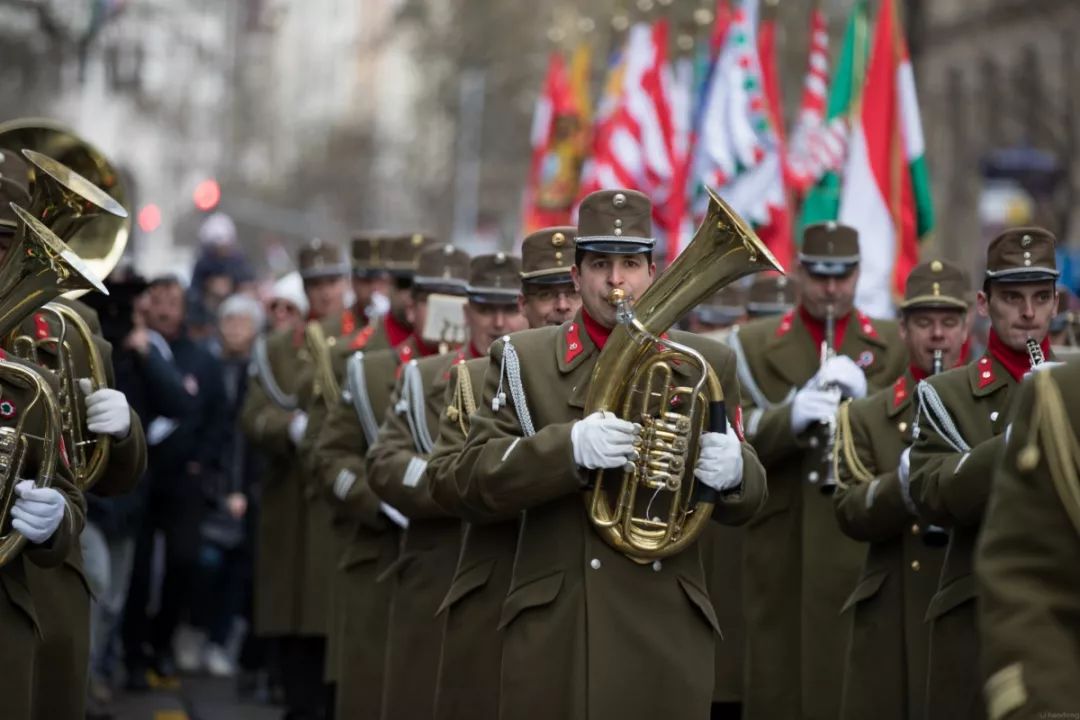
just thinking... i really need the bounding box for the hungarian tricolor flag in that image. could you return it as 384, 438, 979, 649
838, 0, 934, 316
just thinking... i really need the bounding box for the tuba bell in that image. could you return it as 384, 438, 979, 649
0, 202, 106, 565
583, 188, 783, 561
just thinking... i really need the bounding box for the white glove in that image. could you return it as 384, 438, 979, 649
79, 379, 131, 439
898, 446, 911, 486
694, 425, 744, 492
288, 411, 309, 446
11, 481, 66, 544
818, 355, 868, 399
571, 411, 639, 469
1024, 360, 1064, 379
790, 387, 841, 435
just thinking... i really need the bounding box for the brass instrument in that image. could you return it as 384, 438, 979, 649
305, 321, 341, 411
932, 348, 943, 375
0, 119, 131, 285
9, 303, 111, 490
583, 188, 783, 561
923, 348, 949, 547
1026, 337, 1045, 368
818, 304, 840, 494
0, 203, 106, 565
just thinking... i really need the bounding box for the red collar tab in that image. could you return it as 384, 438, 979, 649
976, 354, 996, 389
910, 364, 929, 383
892, 375, 908, 409
581, 308, 612, 352
384, 313, 412, 349
349, 324, 375, 351
467, 341, 483, 360
855, 311, 878, 340
414, 335, 440, 357
987, 329, 1049, 383
341, 309, 357, 336
33, 313, 50, 340
565, 321, 585, 364
775, 310, 795, 338
395, 344, 414, 378
798, 305, 850, 350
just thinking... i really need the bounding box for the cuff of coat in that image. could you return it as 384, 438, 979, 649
710, 444, 766, 526
26, 503, 74, 569
943, 435, 1004, 526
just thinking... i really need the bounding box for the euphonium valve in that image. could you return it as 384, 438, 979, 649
1026, 337, 1045, 368
583, 188, 783, 561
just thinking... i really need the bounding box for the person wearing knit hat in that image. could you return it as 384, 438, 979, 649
908, 227, 1059, 720
267, 271, 309, 332
832, 259, 972, 720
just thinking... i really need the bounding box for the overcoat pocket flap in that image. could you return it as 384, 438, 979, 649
925, 574, 976, 621
677, 575, 723, 636
497, 570, 564, 630
376, 551, 418, 584
437, 559, 496, 615
339, 542, 382, 571
840, 569, 888, 614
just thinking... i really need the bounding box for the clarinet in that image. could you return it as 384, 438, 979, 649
818, 305, 840, 494
922, 348, 949, 547
1026, 337, 1045, 368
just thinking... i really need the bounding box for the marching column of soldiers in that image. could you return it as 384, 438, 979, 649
0, 125, 1077, 720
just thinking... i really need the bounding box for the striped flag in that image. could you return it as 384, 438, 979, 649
838, 0, 934, 316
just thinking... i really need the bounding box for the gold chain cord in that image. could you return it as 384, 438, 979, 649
446, 363, 478, 436
833, 400, 875, 490
1025, 371, 1080, 536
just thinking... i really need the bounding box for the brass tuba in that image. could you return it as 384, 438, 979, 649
584, 188, 783, 561
0, 203, 107, 565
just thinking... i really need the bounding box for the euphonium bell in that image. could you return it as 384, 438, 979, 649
583, 188, 783, 561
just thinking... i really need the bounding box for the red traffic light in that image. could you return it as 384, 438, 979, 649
193, 179, 221, 211
137, 204, 162, 233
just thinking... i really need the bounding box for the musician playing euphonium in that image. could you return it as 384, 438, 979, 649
449, 189, 765, 720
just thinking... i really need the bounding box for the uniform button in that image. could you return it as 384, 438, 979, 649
590, 558, 601, 570
911, 523, 921, 535
898, 422, 908, 434
652, 560, 662, 572
808, 471, 820, 483
990, 411, 1000, 422
809, 436, 819, 449
911, 561, 921, 572
982, 371, 992, 379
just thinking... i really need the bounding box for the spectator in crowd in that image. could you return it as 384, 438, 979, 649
266, 271, 309, 331
122, 275, 230, 688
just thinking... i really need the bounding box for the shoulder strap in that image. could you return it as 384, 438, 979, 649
345, 351, 381, 447
251, 335, 297, 411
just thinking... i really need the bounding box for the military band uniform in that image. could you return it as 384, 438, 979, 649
976, 362, 1080, 720
428, 356, 504, 720
313, 343, 410, 720
0, 358, 85, 720
907, 228, 1059, 720
730, 224, 906, 720
832, 369, 945, 720
451, 310, 766, 720
18, 303, 147, 720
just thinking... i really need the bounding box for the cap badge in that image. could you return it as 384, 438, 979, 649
1021, 234, 1033, 248
932, 282, 940, 296
555, 251, 563, 261
826, 221, 837, 231
551, 232, 566, 248
777, 276, 788, 287
612, 192, 627, 208
930, 260, 943, 272
495, 252, 506, 264
411, 233, 424, 246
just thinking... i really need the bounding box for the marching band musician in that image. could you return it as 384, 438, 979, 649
428, 228, 579, 720
450, 189, 766, 719
241, 239, 348, 720
907, 228, 1060, 720
977, 361, 1080, 719
310, 234, 431, 720
832, 260, 971, 720
728, 221, 906, 720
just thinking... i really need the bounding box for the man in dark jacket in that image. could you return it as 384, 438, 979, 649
122, 275, 229, 685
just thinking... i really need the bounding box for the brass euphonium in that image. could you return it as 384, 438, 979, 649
2, 145, 126, 490
583, 188, 783, 561
0, 203, 106, 566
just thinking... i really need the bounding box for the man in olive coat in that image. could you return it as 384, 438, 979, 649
832, 260, 971, 720
976, 362, 1080, 720
452, 189, 767, 720
429, 227, 580, 720
241, 239, 348, 719
728, 222, 906, 720
908, 227, 1059, 720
